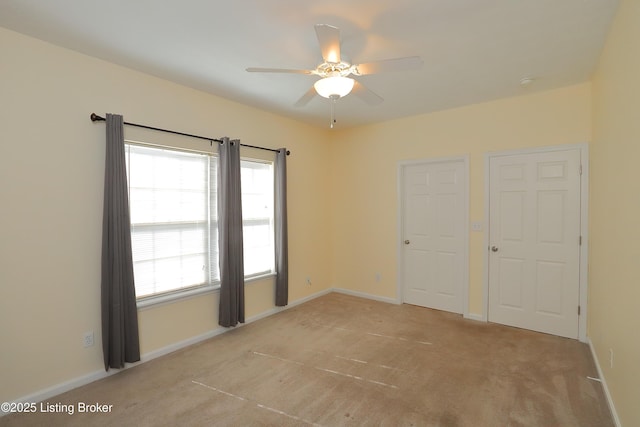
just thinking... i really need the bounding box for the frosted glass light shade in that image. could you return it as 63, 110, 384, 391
314, 76, 355, 98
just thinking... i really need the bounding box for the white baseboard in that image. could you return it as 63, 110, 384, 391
332, 287, 400, 305
587, 338, 622, 427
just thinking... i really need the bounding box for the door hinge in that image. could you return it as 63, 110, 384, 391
578, 305, 581, 316
579, 235, 582, 246
579, 164, 583, 176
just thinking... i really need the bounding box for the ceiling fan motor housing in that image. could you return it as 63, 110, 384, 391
316, 61, 353, 78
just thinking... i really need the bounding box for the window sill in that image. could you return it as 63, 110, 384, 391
137, 285, 219, 310
245, 271, 277, 284
136, 272, 277, 310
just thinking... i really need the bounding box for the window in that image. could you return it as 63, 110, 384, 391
125, 143, 275, 301
241, 160, 275, 277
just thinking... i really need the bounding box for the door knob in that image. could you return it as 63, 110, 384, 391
491, 246, 499, 252
404, 240, 410, 245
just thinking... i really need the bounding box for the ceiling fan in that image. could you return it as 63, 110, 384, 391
246, 24, 423, 127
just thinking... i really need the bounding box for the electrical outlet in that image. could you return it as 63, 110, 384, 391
306, 277, 312, 286
375, 273, 381, 282
83, 331, 94, 348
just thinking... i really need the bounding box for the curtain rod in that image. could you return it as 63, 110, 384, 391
90, 113, 290, 155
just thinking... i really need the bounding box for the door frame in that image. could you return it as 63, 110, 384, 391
397, 155, 470, 317
483, 143, 589, 342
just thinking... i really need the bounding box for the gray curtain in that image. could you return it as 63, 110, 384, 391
101, 113, 140, 371
218, 137, 245, 327
275, 148, 289, 306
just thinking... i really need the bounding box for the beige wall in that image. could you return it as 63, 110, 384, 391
0, 27, 332, 402
330, 84, 592, 315
591, 0, 640, 425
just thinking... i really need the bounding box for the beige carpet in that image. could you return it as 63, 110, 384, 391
1, 293, 614, 426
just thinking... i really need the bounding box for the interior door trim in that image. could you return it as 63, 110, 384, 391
396, 155, 470, 317
483, 143, 589, 342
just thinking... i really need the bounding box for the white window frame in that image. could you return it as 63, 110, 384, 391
124, 141, 276, 308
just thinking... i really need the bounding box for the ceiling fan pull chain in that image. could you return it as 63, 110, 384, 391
330, 95, 337, 128
330, 98, 334, 128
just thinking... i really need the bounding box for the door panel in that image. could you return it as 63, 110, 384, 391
402, 160, 466, 314
498, 257, 525, 309
488, 149, 580, 338
500, 191, 525, 241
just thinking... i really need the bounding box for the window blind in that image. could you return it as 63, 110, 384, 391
126, 144, 219, 298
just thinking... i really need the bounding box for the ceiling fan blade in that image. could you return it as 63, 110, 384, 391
314, 24, 341, 63
246, 67, 315, 74
294, 86, 318, 107
352, 80, 383, 105
352, 56, 423, 75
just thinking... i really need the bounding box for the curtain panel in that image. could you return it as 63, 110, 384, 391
101, 113, 141, 371
275, 148, 289, 306
218, 137, 245, 327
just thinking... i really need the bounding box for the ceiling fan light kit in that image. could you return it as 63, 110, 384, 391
247, 24, 422, 127
314, 74, 355, 98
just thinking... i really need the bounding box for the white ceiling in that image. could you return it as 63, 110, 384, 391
0, 0, 619, 129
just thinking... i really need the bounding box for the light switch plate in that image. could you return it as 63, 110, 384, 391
471, 222, 483, 232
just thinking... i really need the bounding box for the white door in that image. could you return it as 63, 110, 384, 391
401, 160, 466, 314
488, 149, 581, 338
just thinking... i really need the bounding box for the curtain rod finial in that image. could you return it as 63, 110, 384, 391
90, 113, 104, 122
